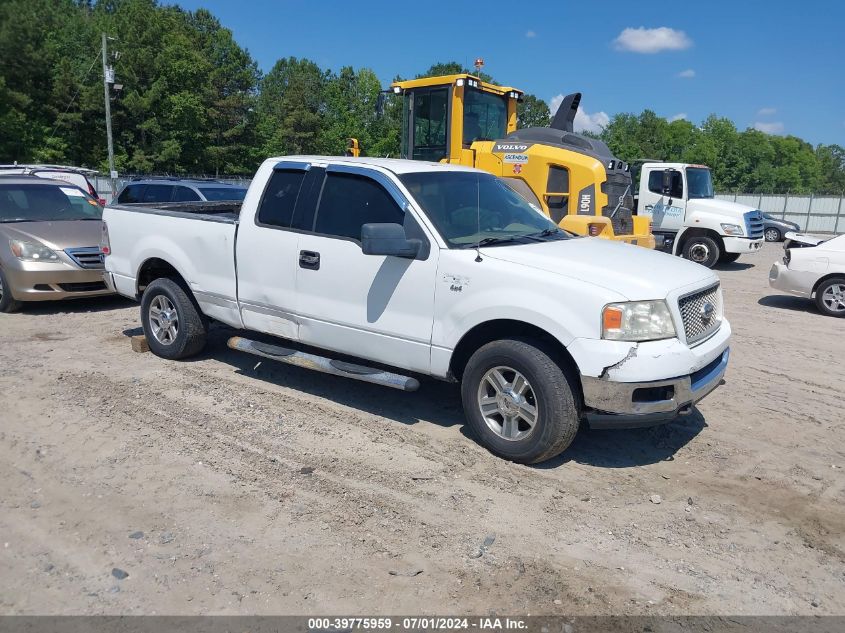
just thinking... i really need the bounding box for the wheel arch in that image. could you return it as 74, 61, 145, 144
448, 319, 582, 398
812, 272, 845, 295
675, 227, 725, 256
136, 257, 190, 298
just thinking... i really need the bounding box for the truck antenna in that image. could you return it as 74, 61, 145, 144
475, 175, 483, 262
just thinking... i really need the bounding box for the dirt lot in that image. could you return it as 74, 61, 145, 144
1, 241, 843, 616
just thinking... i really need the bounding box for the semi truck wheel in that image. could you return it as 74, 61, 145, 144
815, 277, 845, 318
460, 338, 580, 464
0, 268, 22, 313
140, 277, 208, 359
682, 236, 720, 268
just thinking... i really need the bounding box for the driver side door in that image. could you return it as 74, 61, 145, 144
295, 165, 439, 374
639, 168, 685, 231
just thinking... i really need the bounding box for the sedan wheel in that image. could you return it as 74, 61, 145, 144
819, 282, 845, 316
765, 227, 781, 242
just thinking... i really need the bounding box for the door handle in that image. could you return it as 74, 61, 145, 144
299, 250, 320, 270
645, 205, 654, 211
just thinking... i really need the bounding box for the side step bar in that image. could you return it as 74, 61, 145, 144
227, 336, 420, 392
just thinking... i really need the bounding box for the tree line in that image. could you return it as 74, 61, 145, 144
2, 0, 843, 193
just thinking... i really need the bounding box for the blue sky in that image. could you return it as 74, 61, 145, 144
174, 0, 844, 145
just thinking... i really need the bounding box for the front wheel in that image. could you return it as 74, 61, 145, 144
140, 277, 208, 359
682, 236, 721, 268
0, 267, 22, 313
461, 338, 580, 464
815, 277, 845, 318
764, 227, 781, 242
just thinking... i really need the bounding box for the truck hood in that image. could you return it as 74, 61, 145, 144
687, 197, 756, 221
481, 237, 717, 301
0, 220, 103, 250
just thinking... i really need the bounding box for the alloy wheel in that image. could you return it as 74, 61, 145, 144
148, 295, 180, 345
477, 366, 539, 441
821, 283, 845, 313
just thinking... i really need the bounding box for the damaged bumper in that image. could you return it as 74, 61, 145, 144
571, 321, 731, 429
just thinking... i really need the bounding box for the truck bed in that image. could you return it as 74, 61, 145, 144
107, 201, 241, 223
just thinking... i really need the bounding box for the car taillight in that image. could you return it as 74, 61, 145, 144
101, 222, 111, 256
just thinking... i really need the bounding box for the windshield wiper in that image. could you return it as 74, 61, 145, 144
460, 236, 522, 248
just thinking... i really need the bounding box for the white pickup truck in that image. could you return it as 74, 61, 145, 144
635, 162, 765, 268
102, 156, 731, 463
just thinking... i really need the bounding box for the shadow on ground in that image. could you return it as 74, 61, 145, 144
16, 295, 133, 316
716, 261, 755, 271
758, 294, 818, 314
164, 325, 706, 468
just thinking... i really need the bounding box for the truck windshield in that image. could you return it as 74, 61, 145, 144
399, 171, 568, 248
0, 183, 102, 222
686, 168, 714, 199
463, 89, 507, 144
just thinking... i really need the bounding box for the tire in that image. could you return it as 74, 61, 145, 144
814, 277, 845, 318
0, 267, 22, 313
764, 227, 781, 242
719, 252, 741, 264
460, 338, 580, 464
140, 277, 207, 359
682, 235, 721, 268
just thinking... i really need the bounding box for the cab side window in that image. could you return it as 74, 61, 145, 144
256, 170, 306, 228
313, 173, 404, 241
647, 170, 683, 198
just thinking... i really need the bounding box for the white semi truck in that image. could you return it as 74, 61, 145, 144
635, 163, 764, 268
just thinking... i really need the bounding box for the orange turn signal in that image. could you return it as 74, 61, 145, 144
603, 306, 623, 331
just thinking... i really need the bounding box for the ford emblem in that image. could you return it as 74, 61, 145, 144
701, 302, 715, 322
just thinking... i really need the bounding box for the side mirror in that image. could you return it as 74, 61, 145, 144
661, 169, 673, 195
361, 223, 421, 259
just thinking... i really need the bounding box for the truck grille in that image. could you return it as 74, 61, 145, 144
744, 211, 764, 239
678, 283, 722, 345
64, 247, 105, 270
601, 172, 635, 236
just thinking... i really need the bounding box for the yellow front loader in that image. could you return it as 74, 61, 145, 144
388, 74, 654, 248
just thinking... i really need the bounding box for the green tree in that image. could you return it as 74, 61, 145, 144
517, 94, 550, 128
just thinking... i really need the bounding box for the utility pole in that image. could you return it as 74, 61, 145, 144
101, 33, 117, 198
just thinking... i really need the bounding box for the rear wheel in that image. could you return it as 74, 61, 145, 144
0, 268, 22, 313
140, 278, 207, 359
764, 227, 781, 242
815, 277, 845, 318
682, 235, 721, 268
461, 338, 580, 464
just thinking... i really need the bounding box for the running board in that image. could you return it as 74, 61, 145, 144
227, 336, 420, 392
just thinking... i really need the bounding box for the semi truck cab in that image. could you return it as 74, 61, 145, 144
636, 163, 764, 268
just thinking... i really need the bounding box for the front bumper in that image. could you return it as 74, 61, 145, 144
2, 260, 112, 302
722, 236, 764, 254
581, 348, 729, 429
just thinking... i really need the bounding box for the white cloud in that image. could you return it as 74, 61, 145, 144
757, 107, 777, 116
525, 30, 536, 38
669, 113, 687, 122
677, 69, 695, 78
613, 27, 693, 53
754, 121, 785, 134
548, 95, 609, 133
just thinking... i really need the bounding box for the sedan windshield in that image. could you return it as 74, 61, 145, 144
400, 171, 568, 248
199, 186, 247, 201
0, 183, 102, 222
686, 168, 714, 199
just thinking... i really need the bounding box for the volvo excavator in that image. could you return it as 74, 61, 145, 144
373, 74, 654, 248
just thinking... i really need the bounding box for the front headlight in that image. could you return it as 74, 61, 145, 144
602, 300, 676, 341
720, 223, 744, 236
9, 239, 60, 262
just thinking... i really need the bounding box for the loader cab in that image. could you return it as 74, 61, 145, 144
391, 74, 522, 165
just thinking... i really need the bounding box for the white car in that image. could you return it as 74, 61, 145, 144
769, 232, 845, 317
102, 156, 731, 463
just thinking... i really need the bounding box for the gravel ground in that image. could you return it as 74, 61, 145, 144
0, 241, 843, 615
